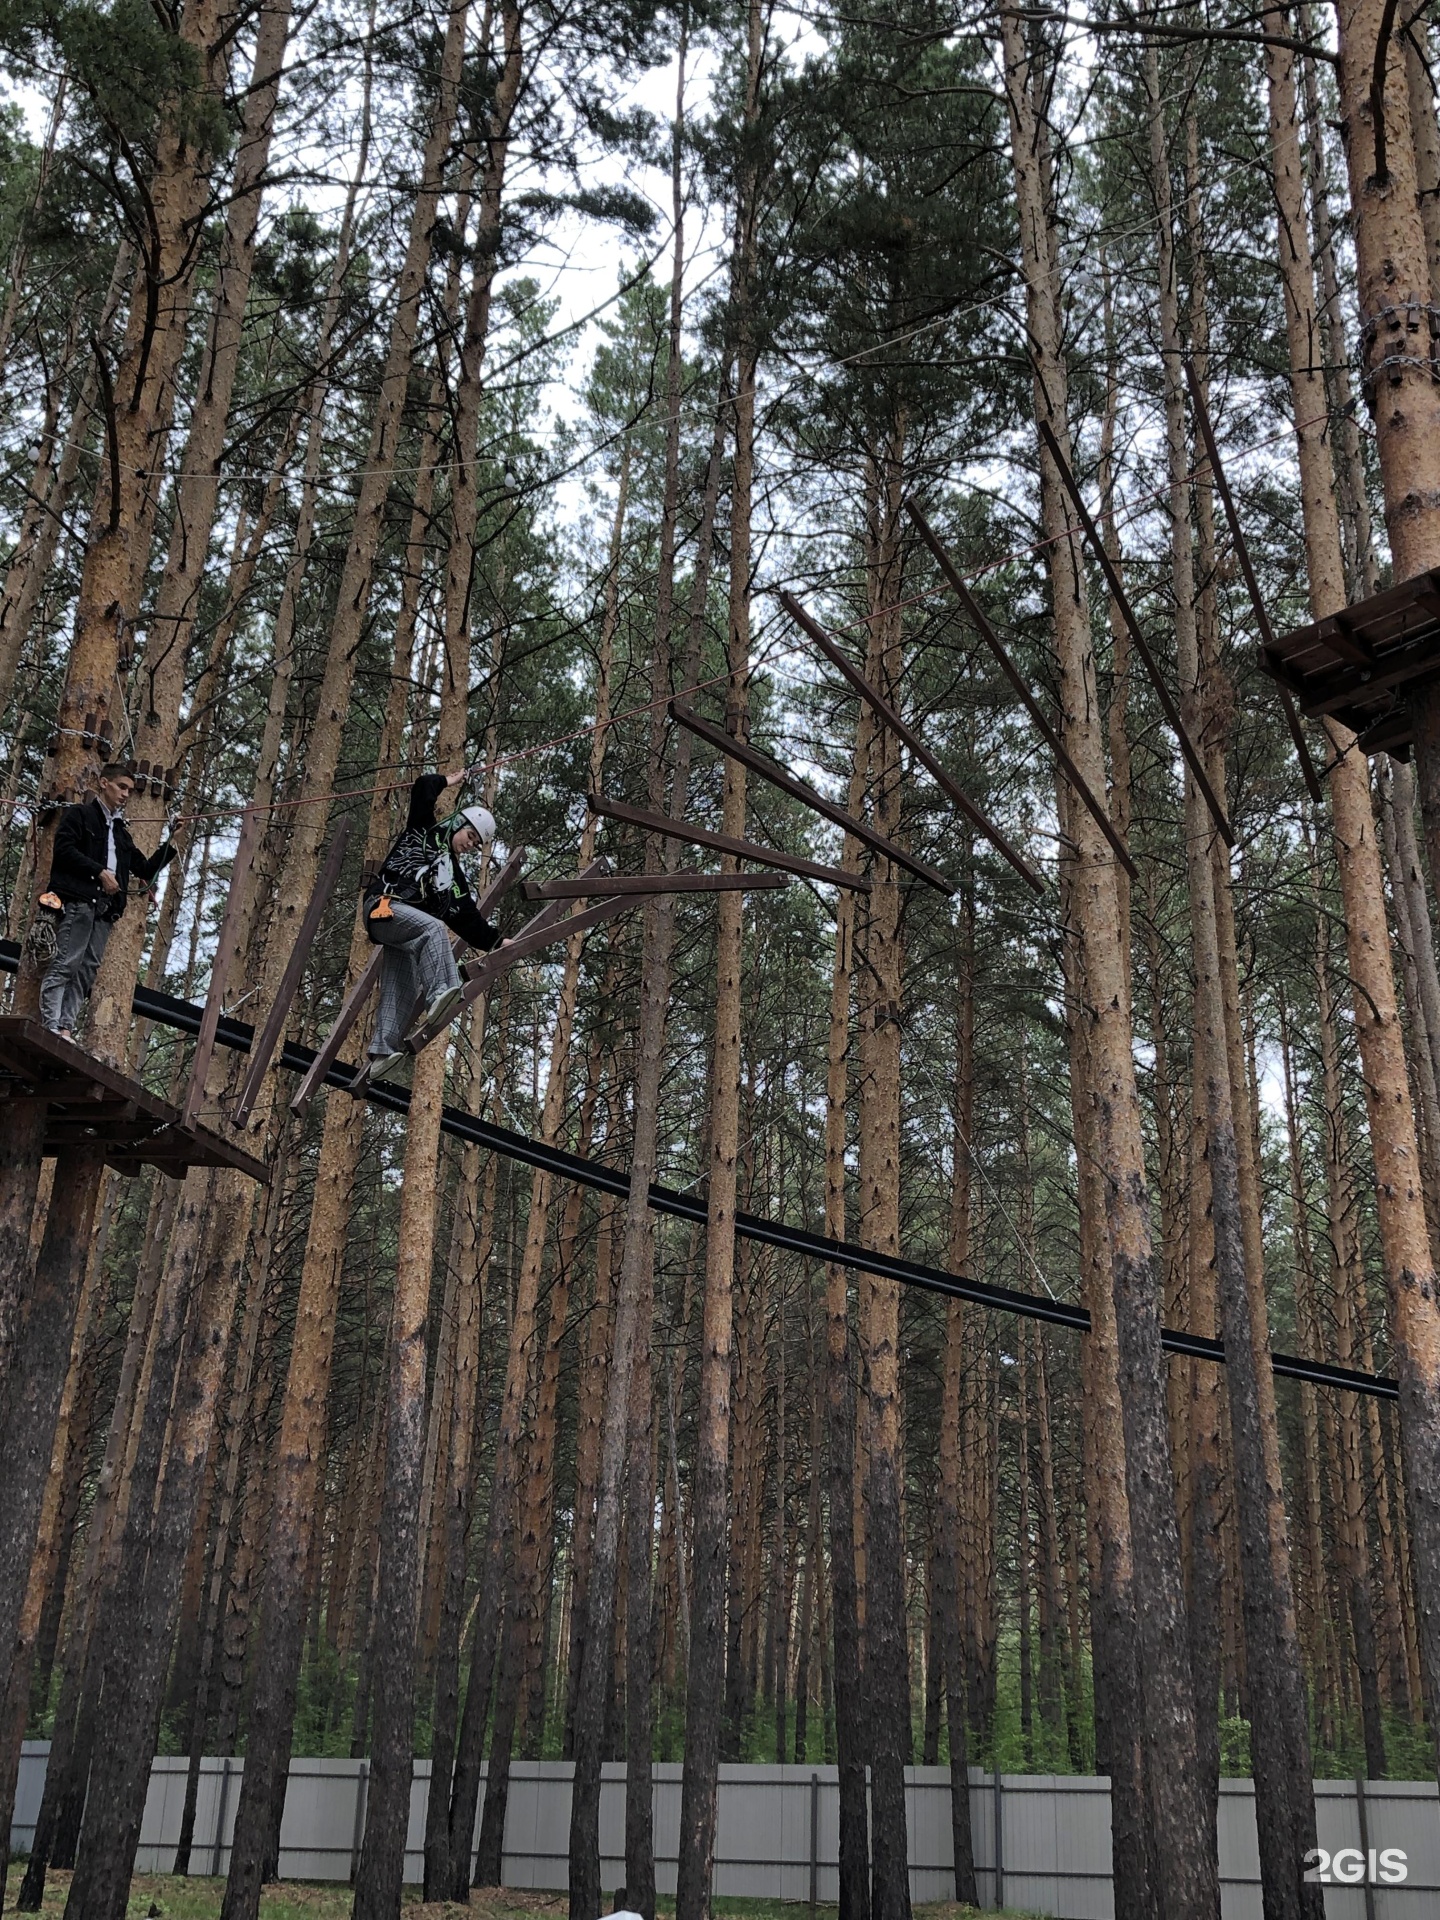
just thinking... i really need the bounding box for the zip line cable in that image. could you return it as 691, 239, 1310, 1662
0, 937, 1392, 1399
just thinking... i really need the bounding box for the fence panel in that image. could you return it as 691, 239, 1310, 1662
14, 1746, 1439, 1915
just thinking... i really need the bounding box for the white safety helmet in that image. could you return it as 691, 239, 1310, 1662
455, 804, 496, 846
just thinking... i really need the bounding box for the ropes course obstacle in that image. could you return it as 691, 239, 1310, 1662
0, 937, 1394, 1402
906, 502, 1139, 883
1181, 359, 1325, 803
1039, 419, 1236, 846
778, 585, 1045, 894
587, 793, 871, 891
670, 698, 954, 893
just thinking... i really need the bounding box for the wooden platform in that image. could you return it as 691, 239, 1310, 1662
1264, 569, 1440, 753
0, 1019, 268, 1182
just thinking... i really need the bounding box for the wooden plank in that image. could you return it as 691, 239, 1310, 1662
521, 871, 789, 900
409, 889, 637, 1054
1037, 419, 1237, 847
405, 857, 606, 1055
474, 843, 529, 919
669, 699, 955, 896
1182, 360, 1325, 802
905, 507, 1140, 885
1313, 614, 1374, 670
0, 1019, 267, 1181
588, 794, 871, 891
778, 587, 1046, 895
182, 807, 263, 1129
290, 949, 383, 1117
232, 818, 351, 1126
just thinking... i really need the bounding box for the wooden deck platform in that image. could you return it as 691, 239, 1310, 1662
0, 1019, 268, 1182
1265, 568, 1440, 753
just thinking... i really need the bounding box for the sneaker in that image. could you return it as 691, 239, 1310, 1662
366, 1051, 408, 1085
411, 985, 462, 1038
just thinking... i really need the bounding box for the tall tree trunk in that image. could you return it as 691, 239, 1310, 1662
0, 1148, 106, 1877
8, 0, 230, 1002
1146, 37, 1319, 1911
673, 24, 765, 1920
1275, 0, 1440, 1774
1059, 776, 1155, 1920
565, 1199, 619, 1754
471, 396, 624, 1906
0, 245, 131, 722
214, 10, 474, 1906
1001, 16, 1218, 1910
1018, 1329, 1033, 1762
822, 786, 873, 1920
935, 886, 978, 1902
855, 436, 912, 1920
84, 0, 295, 1064
173, 1150, 291, 1870
1278, 990, 1343, 1737
61, 1164, 249, 1920
351, 14, 524, 1886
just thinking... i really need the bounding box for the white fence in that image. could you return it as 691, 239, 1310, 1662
13, 1746, 1440, 1918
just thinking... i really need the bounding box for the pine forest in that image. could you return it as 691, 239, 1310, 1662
3, 1, 1440, 1917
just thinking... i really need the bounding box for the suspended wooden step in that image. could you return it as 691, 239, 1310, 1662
670, 699, 954, 895
778, 584, 1045, 894
0, 1019, 268, 1182
589, 793, 871, 891
520, 871, 788, 900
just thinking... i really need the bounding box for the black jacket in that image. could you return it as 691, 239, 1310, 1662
46, 797, 175, 921
366, 774, 499, 950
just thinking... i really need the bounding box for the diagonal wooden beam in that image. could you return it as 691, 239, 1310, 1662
1181, 358, 1325, 805
1037, 418, 1237, 847
290, 951, 382, 1117
232, 819, 351, 1126
669, 699, 955, 896
778, 587, 1046, 896
905, 506, 1140, 885
438, 892, 640, 1023
589, 793, 871, 892
474, 843, 530, 920
292, 844, 528, 1116
405, 858, 610, 1054
521, 871, 789, 900
182, 807, 263, 1131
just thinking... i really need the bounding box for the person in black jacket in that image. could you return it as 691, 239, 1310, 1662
362, 768, 501, 1080
39, 764, 176, 1041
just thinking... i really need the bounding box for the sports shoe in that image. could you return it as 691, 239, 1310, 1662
366, 1051, 408, 1084
411, 985, 462, 1038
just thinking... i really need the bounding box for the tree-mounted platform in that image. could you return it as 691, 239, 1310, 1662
1263, 568, 1440, 756
0, 1018, 269, 1183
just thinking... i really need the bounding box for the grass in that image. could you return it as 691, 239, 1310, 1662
3, 1872, 1046, 1919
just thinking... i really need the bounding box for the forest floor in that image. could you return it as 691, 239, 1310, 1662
2, 1875, 1046, 1919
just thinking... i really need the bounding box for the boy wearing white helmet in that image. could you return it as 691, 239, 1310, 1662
362, 768, 501, 1081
